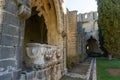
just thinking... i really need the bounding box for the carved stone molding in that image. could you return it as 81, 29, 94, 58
0, 0, 5, 9
18, 5, 31, 20
17, 0, 31, 20
25, 43, 63, 69
31, 0, 63, 34
17, 0, 63, 34
31, 0, 50, 28
53, 0, 63, 34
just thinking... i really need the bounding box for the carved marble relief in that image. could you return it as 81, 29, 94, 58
25, 43, 63, 68
20, 43, 64, 80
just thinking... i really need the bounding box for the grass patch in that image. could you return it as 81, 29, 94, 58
97, 58, 120, 80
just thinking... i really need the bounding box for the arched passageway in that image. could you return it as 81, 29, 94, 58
20, 0, 66, 79
86, 36, 101, 57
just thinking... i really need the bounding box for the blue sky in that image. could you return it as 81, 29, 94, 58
66, 0, 97, 13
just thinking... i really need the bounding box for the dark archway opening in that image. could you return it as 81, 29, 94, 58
23, 7, 48, 69
24, 7, 48, 44
86, 36, 101, 57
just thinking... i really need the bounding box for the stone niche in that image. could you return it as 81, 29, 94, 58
17, 0, 65, 80
20, 43, 64, 80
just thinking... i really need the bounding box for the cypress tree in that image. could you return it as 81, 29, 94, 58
97, 0, 120, 58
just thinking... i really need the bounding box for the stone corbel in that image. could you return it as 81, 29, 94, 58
17, 0, 31, 20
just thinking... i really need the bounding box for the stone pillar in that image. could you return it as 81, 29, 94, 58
0, 0, 31, 79
62, 13, 67, 74
0, 0, 21, 79
67, 11, 78, 56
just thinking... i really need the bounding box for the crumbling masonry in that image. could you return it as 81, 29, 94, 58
0, 0, 101, 80
0, 0, 67, 80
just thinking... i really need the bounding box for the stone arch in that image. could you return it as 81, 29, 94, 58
17, 0, 63, 46
21, 0, 65, 77
86, 36, 101, 56
24, 7, 48, 44
27, 0, 63, 46
53, 0, 63, 34
31, 0, 63, 34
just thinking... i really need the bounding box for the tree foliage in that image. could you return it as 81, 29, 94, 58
97, 0, 120, 58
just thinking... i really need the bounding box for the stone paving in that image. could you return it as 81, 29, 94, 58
60, 58, 92, 80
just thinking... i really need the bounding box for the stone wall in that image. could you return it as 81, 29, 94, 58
66, 10, 82, 68
78, 12, 98, 41
77, 11, 102, 55
22, 43, 64, 80
77, 21, 86, 59
67, 11, 77, 56
0, 0, 23, 79
0, 0, 67, 80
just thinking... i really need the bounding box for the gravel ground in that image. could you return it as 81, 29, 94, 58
60, 58, 92, 80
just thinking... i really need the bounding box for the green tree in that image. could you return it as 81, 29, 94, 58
97, 0, 120, 58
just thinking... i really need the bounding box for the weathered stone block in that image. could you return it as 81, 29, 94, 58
19, 71, 35, 80
67, 11, 77, 56
36, 70, 45, 79
0, 0, 17, 14
1, 34, 19, 46
0, 73, 12, 80
19, 20, 25, 38
93, 12, 98, 20
0, 47, 15, 59
0, 46, 1, 55
0, 60, 17, 73
13, 71, 21, 80
15, 47, 23, 69
44, 68, 51, 80
27, 71, 36, 80
2, 23, 19, 36
0, 26, 1, 33
18, 5, 31, 20
0, 34, 1, 44
3, 12, 19, 26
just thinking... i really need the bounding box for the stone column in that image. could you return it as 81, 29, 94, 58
0, 0, 31, 79
0, 0, 21, 79
62, 13, 67, 74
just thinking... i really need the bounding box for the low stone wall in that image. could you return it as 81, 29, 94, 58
20, 43, 64, 80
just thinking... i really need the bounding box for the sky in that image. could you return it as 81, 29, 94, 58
66, 0, 98, 13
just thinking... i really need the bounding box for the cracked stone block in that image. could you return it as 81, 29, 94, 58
0, 60, 17, 73
0, 73, 12, 80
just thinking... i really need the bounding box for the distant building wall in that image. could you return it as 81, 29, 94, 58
78, 12, 99, 41
77, 11, 102, 54
67, 11, 77, 56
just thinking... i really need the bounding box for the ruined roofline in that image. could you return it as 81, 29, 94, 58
78, 11, 97, 14
77, 11, 98, 22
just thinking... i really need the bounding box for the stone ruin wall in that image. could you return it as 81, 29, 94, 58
77, 11, 102, 55
78, 12, 98, 41
67, 10, 77, 56
0, 0, 67, 80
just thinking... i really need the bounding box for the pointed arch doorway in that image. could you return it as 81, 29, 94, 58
86, 36, 101, 57
24, 7, 48, 45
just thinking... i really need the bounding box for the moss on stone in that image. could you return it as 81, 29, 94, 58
67, 54, 81, 69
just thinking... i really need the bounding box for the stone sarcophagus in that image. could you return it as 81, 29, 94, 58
20, 43, 64, 80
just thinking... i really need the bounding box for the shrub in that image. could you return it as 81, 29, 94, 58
67, 54, 81, 69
